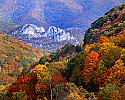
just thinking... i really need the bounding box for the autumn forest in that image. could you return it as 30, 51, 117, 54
1, 2, 125, 100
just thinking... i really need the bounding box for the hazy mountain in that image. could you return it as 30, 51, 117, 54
0, 0, 124, 29
0, 21, 19, 33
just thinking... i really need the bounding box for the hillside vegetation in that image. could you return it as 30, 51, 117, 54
84, 3, 125, 44
0, 32, 43, 98
7, 30, 125, 99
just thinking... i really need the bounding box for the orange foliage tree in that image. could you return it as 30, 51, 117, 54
97, 36, 109, 44
83, 50, 99, 84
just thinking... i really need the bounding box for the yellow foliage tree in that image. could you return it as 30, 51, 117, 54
99, 43, 122, 68
49, 62, 66, 69
30, 64, 50, 82
106, 59, 125, 86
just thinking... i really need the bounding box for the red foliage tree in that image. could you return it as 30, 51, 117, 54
51, 69, 67, 85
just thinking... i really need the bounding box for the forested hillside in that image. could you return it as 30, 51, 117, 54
0, 32, 43, 98
84, 3, 125, 45
7, 29, 125, 99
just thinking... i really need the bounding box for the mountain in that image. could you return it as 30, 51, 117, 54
0, 32, 43, 87
0, 21, 19, 33
0, 0, 124, 29
9, 24, 78, 52
84, 2, 125, 44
